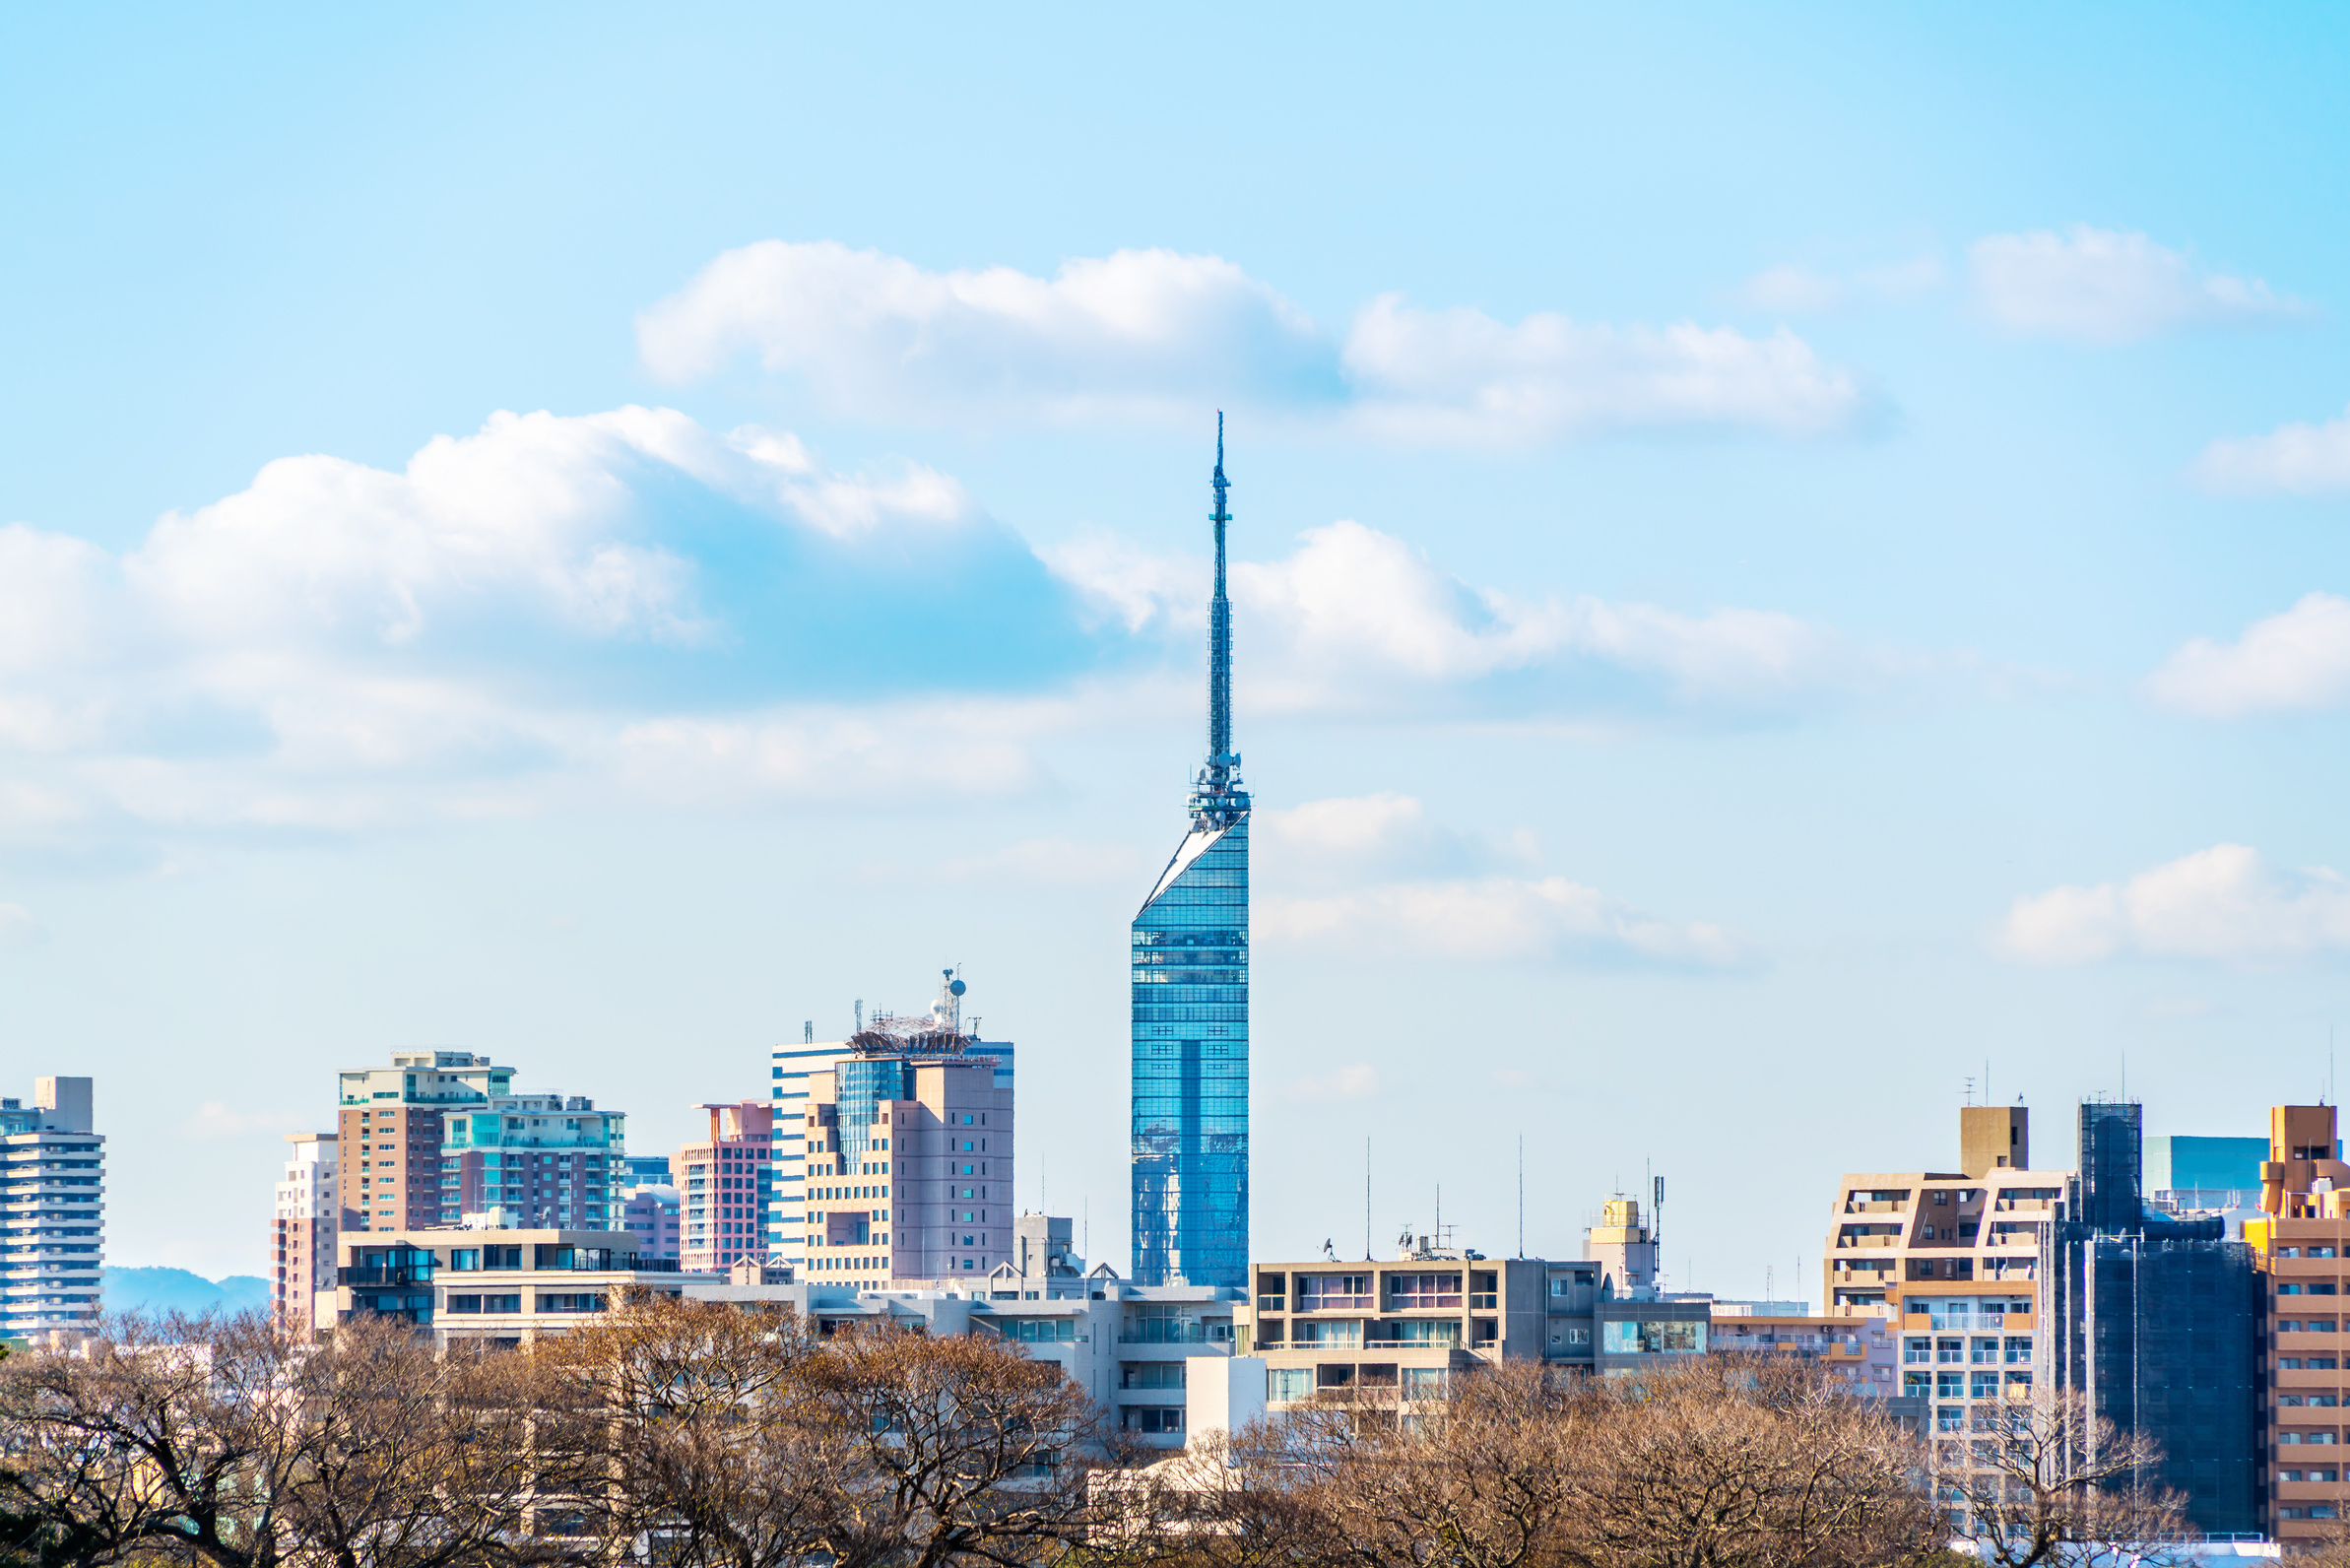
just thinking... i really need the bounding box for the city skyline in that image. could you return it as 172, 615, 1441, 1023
6, 8, 2350, 1285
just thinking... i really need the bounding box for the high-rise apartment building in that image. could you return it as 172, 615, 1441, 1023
336, 1051, 623, 1232
2044, 1100, 2261, 1536
766, 971, 1012, 1267
677, 1101, 776, 1273
1822, 1106, 2065, 1316
269, 1132, 339, 1330
0, 1078, 103, 1340
1132, 421, 1250, 1290
2247, 1103, 2350, 1541
337, 1052, 512, 1231
441, 1091, 624, 1228
793, 1021, 1015, 1287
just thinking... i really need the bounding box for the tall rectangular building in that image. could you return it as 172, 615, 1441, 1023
2044, 1100, 2262, 1537
796, 1047, 1012, 1286
2247, 1104, 2350, 1542
1132, 421, 1250, 1290
0, 1078, 103, 1340
767, 971, 1012, 1270
269, 1132, 339, 1330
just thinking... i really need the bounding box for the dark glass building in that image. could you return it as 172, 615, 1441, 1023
2044, 1100, 2263, 1535
1131, 422, 1250, 1289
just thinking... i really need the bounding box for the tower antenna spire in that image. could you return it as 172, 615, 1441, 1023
1190, 412, 1247, 828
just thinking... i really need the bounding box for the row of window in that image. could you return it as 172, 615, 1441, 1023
1909, 1371, 2034, 1398
1903, 1336, 2033, 1364
1267, 1364, 1449, 1401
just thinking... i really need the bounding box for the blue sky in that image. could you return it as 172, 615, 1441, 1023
8, 4, 2350, 1286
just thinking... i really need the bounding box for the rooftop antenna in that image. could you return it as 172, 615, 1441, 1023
804, 1020, 814, 1044
854, 999, 863, 1032
1518, 1135, 1525, 1258
1364, 1136, 1372, 1260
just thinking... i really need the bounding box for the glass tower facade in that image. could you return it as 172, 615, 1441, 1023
1132, 419, 1250, 1289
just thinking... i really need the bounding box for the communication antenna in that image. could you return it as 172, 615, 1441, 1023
1518, 1135, 1525, 1258
803, 1020, 813, 1044
854, 999, 864, 1031
1364, 1136, 1372, 1260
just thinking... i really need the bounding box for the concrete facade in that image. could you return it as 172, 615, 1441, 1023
0, 1078, 103, 1341
2248, 1104, 2350, 1542
269, 1133, 339, 1330
322, 1225, 700, 1344
1238, 1252, 1603, 1409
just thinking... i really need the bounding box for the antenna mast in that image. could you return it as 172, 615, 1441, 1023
1188, 414, 1249, 830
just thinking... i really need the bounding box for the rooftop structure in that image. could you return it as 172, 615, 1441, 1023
1132, 418, 1251, 1290
0, 1078, 103, 1341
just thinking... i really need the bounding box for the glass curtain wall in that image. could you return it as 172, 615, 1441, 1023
1130, 818, 1249, 1287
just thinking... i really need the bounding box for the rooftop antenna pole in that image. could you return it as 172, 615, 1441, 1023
1518, 1135, 1525, 1257
1365, 1136, 1372, 1260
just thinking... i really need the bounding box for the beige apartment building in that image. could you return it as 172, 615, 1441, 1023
2248, 1103, 2350, 1542
795, 1047, 1012, 1289
1824, 1106, 2066, 1318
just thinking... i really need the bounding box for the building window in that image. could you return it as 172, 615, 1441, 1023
1268, 1367, 1313, 1402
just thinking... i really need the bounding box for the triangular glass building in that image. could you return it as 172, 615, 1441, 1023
1131, 418, 1249, 1289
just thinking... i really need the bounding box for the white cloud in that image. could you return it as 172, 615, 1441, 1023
637, 240, 1333, 423
1283, 1065, 1381, 1103
1262, 874, 1748, 968
1339, 294, 1869, 441
1052, 519, 1886, 715
2146, 593, 2350, 717
1968, 226, 2306, 345
0, 904, 40, 948
2192, 406, 2350, 496
640, 240, 1872, 442
1997, 844, 2350, 965
1257, 791, 1512, 885
0, 408, 1088, 835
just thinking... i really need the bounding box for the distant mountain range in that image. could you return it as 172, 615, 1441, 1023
102, 1267, 272, 1320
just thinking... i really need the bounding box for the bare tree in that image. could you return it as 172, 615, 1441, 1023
797, 1324, 1102, 1568
544, 1292, 837, 1568
0, 1312, 310, 1568
1933, 1392, 2186, 1568
275, 1317, 584, 1568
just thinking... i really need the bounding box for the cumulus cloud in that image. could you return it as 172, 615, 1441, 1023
637, 241, 1334, 423
640, 240, 1874, 441
1968, 226, 2306, 345
1261, 873, 1749, 969
0, 408, 1104, 834
1997, 844, 2350, 965
1338, 294, 1871, 441
2146, 593, 2350, 717
1050, 519, 1890, 717
2192, 406, 2350, 496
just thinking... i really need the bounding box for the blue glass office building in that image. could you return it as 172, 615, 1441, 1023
1132, 422, 1250, 1288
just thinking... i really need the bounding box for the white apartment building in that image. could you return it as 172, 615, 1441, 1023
269, 1133, 339, 1331
1, 1078, 104, 1341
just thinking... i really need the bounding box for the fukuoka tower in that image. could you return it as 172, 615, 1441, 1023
1130, 416, 1250, 1289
